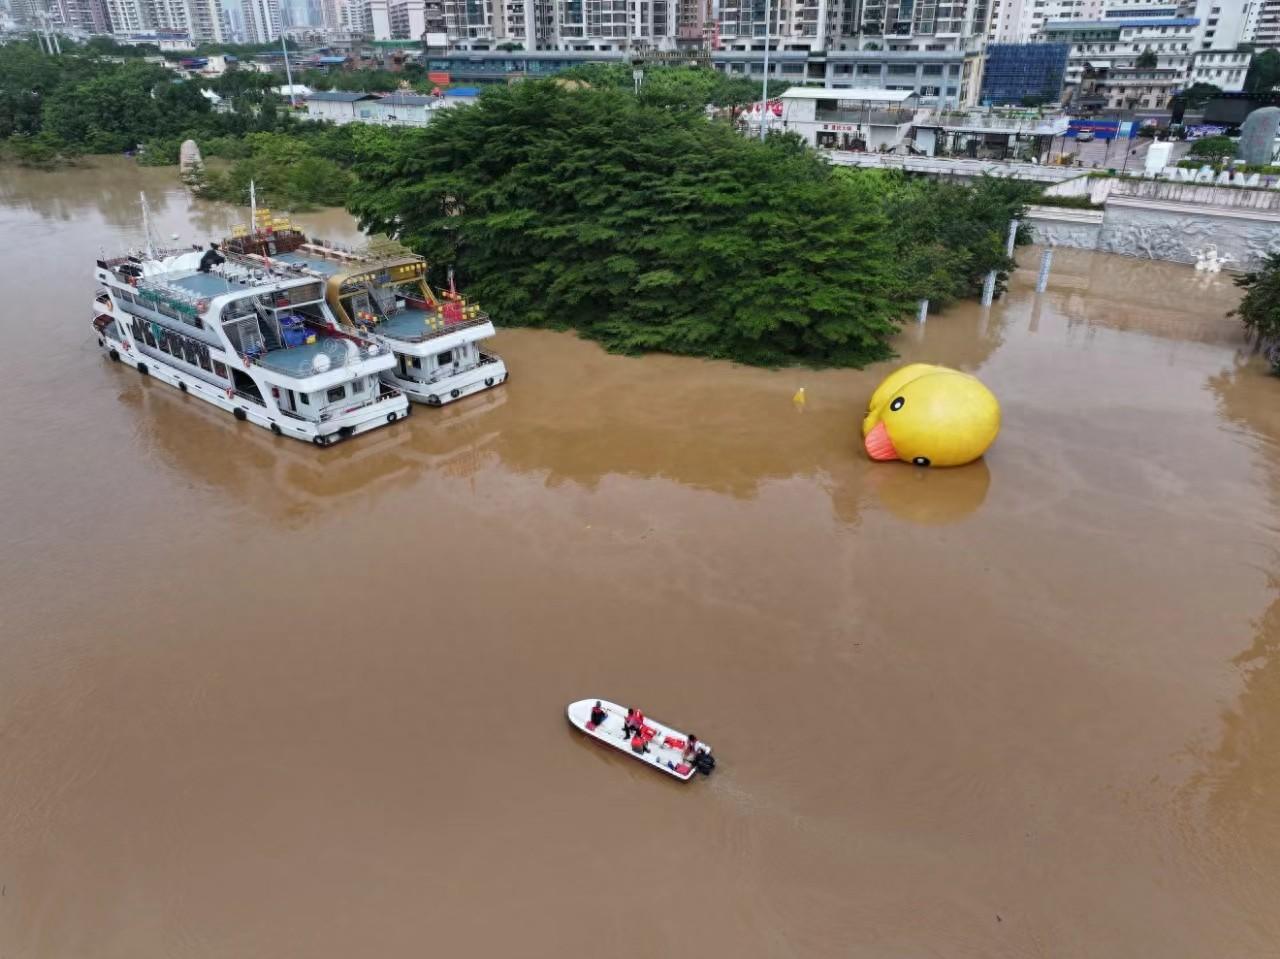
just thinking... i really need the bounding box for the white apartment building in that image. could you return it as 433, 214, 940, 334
239, 0, 281, 39
1255, 0, 1280, 47
103, 0, 225, 39
387, 0, 424, 35
364, 0, 389, 36
988, 0, 1100, 43
1188, 46, 1250, 88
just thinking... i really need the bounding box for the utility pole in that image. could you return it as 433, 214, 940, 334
281, 35, 297, 107
758, 0, 771, 141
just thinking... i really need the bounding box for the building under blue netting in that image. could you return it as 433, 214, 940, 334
980, 44, 1069, 106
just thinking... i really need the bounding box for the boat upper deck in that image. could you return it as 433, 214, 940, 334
272, 251, 348, 277
376, 308, 494, 344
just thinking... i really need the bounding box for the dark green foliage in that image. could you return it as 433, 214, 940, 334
558, 63, 787, 111
1245, 49, 1280, 96
348, 81, 1031, 367
868, 171, 1037, 308
349, 81, 905, 367
1136, 47, 1158, 68
300, 68, 405, 92
197, 130, 355, 209
1032, 192, 1103, 210
1232, 253, 1280, 372
1188, 134, 1236, 160
1180, 82, 1222, 108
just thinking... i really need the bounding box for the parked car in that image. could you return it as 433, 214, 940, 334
1076, 130, 1095, 142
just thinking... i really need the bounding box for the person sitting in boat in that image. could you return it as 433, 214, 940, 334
684, 734, 703, 762
631, 732, 651, 755
589, 701, 607, 728
623, 707, 644, 740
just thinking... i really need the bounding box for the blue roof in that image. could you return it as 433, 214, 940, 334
307, 90, 377, 102
1043, 17, 1198, 29
445, 86, 481, 97
317, 56, 347, 64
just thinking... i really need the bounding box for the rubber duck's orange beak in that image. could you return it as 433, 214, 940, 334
864, 421, 899, 462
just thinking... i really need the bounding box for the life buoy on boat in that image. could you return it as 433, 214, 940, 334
484, 377, 494, 387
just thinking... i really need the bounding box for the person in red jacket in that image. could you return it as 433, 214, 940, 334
631, 731, 650, 755
589, 701, 607, 728
623, 707, 645, 740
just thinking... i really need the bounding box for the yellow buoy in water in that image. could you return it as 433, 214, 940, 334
793, 387, 806, 409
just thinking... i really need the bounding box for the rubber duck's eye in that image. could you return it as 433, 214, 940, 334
889, 397, 905, 412
913, 456, 931, 467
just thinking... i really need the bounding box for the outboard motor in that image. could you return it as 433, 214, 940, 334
694, 751, 716, 776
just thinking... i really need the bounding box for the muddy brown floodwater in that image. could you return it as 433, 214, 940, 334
2, 158, 1279, 958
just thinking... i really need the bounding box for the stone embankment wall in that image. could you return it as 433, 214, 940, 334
1028, 178, 1280, 269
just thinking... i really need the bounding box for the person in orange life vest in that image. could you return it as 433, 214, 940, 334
631, 731, 650, 755
589, 701, 607, 728
623, 707, 645, 740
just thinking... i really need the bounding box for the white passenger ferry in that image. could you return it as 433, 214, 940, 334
219, 231, 507, 407
91, 197, 409, 446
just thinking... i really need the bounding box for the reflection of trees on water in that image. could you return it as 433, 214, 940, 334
1182, 358, 1280, 922
0, 158, 175, 228
125, 377, 501, 529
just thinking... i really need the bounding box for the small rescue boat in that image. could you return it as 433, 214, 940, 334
566, 699, 714, 781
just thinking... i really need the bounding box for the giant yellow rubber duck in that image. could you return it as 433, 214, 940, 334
862, 363, 1000, 467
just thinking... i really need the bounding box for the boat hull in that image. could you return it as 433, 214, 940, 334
566, 699, 710, 781
383, 357, 508, 407
96, 329, 409, 446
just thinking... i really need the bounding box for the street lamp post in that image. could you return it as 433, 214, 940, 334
759, 0, 771, 141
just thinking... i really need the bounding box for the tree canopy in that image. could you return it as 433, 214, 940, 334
348, 80, 1031, 367
1245, 49, 1280, 96
1232, 252, 1280, 373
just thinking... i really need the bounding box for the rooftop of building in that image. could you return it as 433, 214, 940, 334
306, 90, 379, 102
1043, 16, 1199, 30
780, 87, 918, 103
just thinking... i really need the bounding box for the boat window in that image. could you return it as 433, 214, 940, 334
350, 377, 362, 394
437, 350, 453, 367
411, 357, 422, 369
299, 391, 310, 406
327, 385, 346, 403
213, 361, 228, 378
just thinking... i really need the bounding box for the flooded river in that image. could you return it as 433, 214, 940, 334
2, 158, 1279, 958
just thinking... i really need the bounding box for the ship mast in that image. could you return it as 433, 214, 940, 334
139, 191, 158, 258
249, 180, 257, 234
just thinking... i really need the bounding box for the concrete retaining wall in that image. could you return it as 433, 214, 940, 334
1028, 175, 1280, 269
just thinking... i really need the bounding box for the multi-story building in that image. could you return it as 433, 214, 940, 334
239, 0, 282, 39
980, 40, 1069, 102
988, 0, 1101, 43
364, 0, 390, 36
387, 0, 425, 36
1188, 46, 1250, 89
1255, 0, 1280, 47
49, 0, 113, 31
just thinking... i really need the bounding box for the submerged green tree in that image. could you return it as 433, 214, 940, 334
348, 81, 904, 366
1232, 252, 1280, 373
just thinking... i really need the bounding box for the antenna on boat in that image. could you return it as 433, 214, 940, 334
249, 180, 257, 235
139, 191, 158, 259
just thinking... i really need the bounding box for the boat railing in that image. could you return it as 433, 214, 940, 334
377, 311, 493, 344
252, 332, 386, 377
316, 383, 402, 422
478, 351, 500, 366
233, 388, 266, 406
